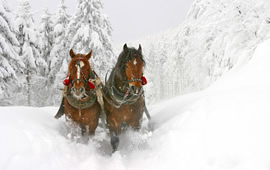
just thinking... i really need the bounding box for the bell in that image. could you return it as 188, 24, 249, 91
88, 81, 95, 89
63, 75, 70, 86
141, 76, 147, 85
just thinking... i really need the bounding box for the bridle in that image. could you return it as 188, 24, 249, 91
71, 59, 91, 87
103, 68, 143, 108
63, 55, 96, 91
127, 78, 142, 83
104, 53, 146, 108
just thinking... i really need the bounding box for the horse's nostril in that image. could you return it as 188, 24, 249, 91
80, 87, 85, 93
131, 86, 136, 92
71, 87, 76, 93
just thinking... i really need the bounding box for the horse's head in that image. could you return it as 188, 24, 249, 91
120, 44, 147, 94
65, 49, 95, 100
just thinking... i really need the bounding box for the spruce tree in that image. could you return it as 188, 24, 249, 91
67, 0, 115, 80
0, 1, 24, 105
48, 0, 70, 105
15, 0, 46, 106
39, 7, 54, 76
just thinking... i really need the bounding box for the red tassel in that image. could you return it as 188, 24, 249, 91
141, 76, 147, 85
88, 81, 95, 89
63, 75, 70, 86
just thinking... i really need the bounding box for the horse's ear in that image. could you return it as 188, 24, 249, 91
123, 43, 128, 51
86, 50, 92, 60
70, 49, 75, 58
138, 44, 142, 54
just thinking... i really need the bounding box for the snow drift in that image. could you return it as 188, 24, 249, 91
1, 39, 270, 169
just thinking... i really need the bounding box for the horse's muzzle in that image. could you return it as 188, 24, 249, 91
71, 87, 85, 99
130, 85, 141, 95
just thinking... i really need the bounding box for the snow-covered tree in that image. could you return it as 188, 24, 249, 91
49, 0, 69, 82
67, 0, 115, 80
15, 0, 46, 106
0, 0, 24, 105
46, 0, 70, 105
39, 7, 54, 76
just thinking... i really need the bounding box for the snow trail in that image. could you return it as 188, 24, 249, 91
2, 39, 270, 169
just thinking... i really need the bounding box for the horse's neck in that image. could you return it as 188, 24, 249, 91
115, 77, 125, 92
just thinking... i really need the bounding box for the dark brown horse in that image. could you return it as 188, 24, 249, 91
63, 49, 102, 136
103, 44, 149, 152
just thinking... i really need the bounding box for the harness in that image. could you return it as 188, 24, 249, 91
102, 48, 150, 121
103, 68, 143, 108
64, 56, 97, 110
62, 54, 107, 130
127, 78, 142, 83
65, 93, 96, 109
72, 58, 96, 88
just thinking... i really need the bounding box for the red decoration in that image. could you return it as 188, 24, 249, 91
63, 75, 70, 86
141, 76, 147, 85
88, 81, 95, 89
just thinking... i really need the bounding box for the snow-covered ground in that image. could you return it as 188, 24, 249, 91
1, 39, 270, 170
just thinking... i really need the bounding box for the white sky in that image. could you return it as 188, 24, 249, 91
7, 0, 194, 44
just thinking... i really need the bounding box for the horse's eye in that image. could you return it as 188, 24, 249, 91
125, 65, 128, 69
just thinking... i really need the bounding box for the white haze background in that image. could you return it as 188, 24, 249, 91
1, 0, 270, 169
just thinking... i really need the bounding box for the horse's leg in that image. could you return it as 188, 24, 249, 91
80, 124, 87, 136
88, 115, 99, 136
88, 127, 95, 136
110, 122, 132, 153
110, 132, 119, 153
100, 108, 107, 131
120, 121, 129, 132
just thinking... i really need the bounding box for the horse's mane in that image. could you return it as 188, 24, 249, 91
115, 47, 145, 72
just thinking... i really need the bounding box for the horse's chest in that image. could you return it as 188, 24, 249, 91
107, 99, 144, 121
64, 99, 100, 123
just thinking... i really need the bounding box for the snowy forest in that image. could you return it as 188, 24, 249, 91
0, 0, 115, 106
131, 0, 270, 104
1, 0, 270, 106
2, 0, 270, 169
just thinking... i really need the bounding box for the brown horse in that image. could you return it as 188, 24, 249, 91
103, 44, 149, 152
63, 49, 101, 136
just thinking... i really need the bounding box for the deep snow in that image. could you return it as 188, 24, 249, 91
1, 39, 270, 170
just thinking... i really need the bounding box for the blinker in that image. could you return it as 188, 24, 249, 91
88, 81, 95, 89
141, 76, 147, 85
63, 75, 70, 86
